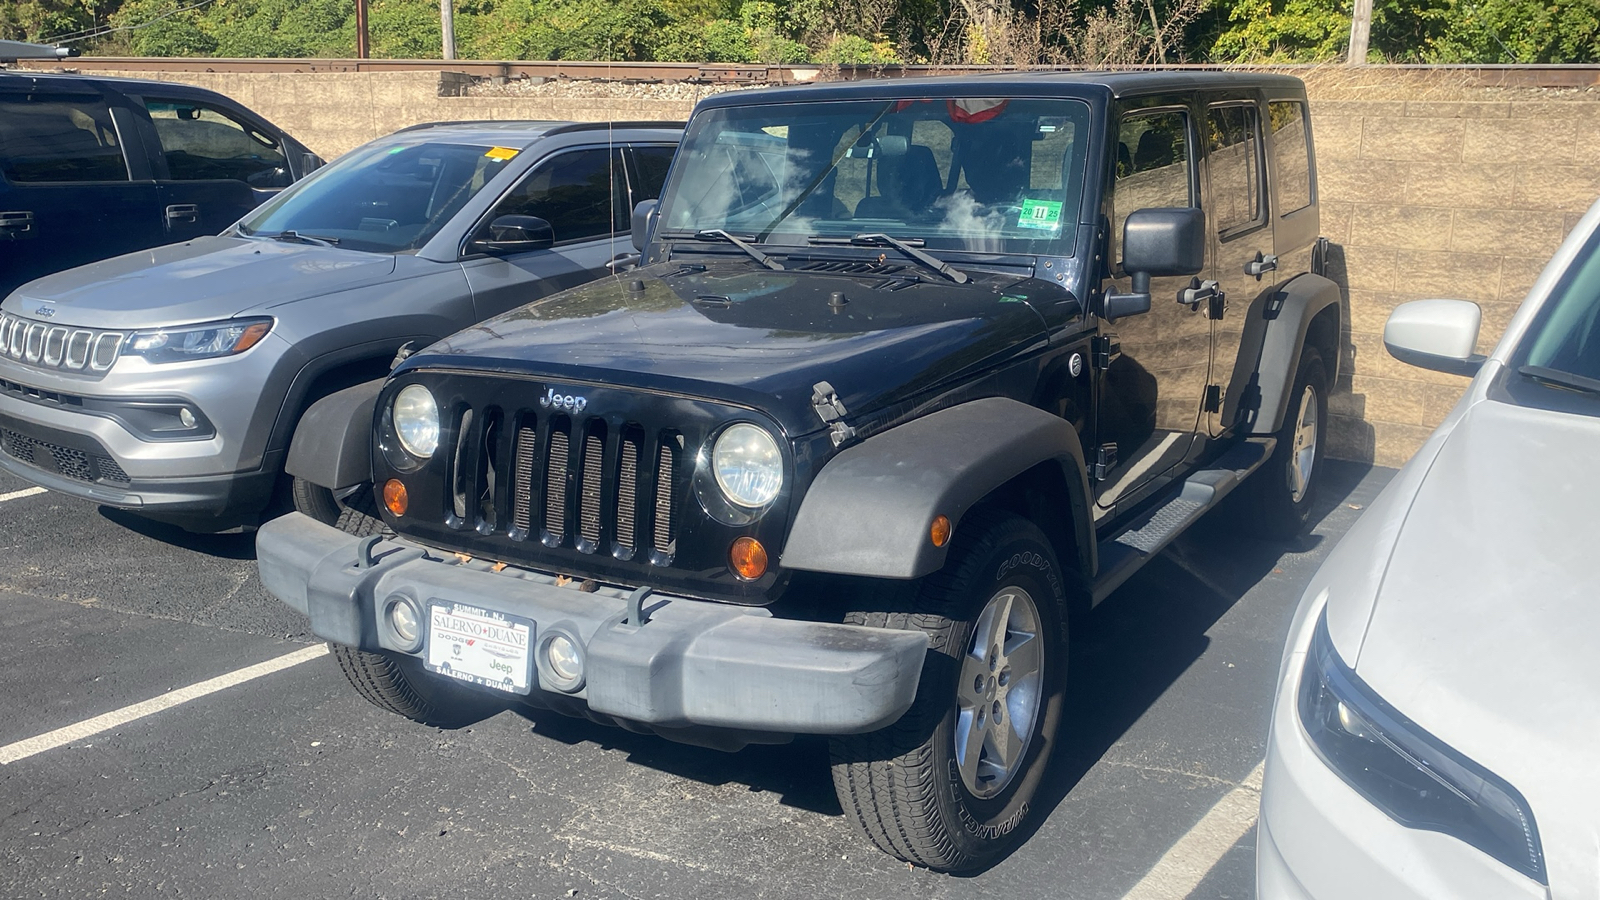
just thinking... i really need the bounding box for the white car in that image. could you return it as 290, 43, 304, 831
1258, 197, 1600, 898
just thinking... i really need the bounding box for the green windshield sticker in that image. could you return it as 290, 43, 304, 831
1018, 199, 1063, 231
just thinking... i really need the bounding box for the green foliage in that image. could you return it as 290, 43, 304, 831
1208, 0, 1351, 61
107, 0, 218, 55
814, 32, 900, 63
1, 0, 100, 43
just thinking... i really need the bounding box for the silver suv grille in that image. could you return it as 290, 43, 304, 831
0, 311, 123, 374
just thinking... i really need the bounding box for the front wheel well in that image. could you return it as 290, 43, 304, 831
1304, 303, 1341, 388
966, 461, 1091, 613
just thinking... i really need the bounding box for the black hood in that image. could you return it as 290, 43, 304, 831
406, 260, 1064, 438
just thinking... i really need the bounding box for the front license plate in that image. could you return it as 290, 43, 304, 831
423, 601, 534, 695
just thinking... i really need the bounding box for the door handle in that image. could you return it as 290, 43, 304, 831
1180, 279, 1221, 308
165, 204, 200, 225
0, 211, 35, 239
607, 252, 641, 272
1245, 253, 1278, 278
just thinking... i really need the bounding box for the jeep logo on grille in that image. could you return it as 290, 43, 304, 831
538, 387, 587, 412
31, 304, 55, 319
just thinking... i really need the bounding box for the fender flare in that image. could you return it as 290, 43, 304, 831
780, 397, 1093, 580
284, 379, 384, 491
1222, 272, 1341, 436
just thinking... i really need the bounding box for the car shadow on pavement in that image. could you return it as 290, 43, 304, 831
97, 506, 258, 561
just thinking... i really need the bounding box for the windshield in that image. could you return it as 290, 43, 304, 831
1515, 227, 1600, 382
238, 140, 519, 252
656, 98, 1092, 255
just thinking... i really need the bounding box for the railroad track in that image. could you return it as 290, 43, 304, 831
11, 56, 1600, 88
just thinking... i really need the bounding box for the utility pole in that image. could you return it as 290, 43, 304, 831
1348, 0, 1372, 64
355, 0, 370, 58
440, 0, 456, 60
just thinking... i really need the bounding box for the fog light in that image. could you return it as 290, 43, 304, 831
388, 598, 420, 646
543, 632, 585, 692
729, 536, 768, 580
930, 514, 952, 548
383, 479, 408, 516
178, 407, 197, 429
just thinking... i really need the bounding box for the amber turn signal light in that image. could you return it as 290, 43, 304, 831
930, 514, 952, 547
383, 479, 408, 517
729, 536, 768, 581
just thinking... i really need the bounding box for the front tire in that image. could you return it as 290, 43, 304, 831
330, 644, 502, 729
292, 475, 387, 537
829, 511, 1069, 872
1230, 347, 1328, 538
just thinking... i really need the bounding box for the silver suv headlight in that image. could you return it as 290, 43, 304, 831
712, 423, 782, 508
392, 384, 440, 459
124, 318, 273, 364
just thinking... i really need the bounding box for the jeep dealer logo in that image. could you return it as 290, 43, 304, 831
538, 387, 587, 412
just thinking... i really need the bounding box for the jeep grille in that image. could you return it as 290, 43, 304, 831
0, 312, 123, 375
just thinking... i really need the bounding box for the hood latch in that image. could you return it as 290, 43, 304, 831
811, 381, 857, 448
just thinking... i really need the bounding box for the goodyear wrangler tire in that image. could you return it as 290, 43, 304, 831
292, 476, 388, 537
1230, 347, 1328, 539
330, 644, 502, 729
829, 510, 1068, 873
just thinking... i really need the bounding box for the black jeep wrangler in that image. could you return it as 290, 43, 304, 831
260, 72, 1339, 871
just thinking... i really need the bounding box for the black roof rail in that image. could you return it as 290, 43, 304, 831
393, 119, 684, 135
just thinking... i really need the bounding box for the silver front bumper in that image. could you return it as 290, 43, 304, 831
257, 513, 929, 736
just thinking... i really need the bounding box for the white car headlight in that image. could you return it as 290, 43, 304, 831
712, 423, 783, 508
392, 384, 439, 459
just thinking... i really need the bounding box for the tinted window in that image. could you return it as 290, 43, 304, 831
0, 94, 128, 184
240, 140, 515, 253
144, 98, 290, 188
1207, 104, 1264, 234
631, 145, 675, 203
486, 148, 626, 244
1113, 110, 1194, 264
1269, 101, 1312, 215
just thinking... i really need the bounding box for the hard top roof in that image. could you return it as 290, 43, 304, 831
0, 68, 240, 97
696, 70, 1306, 109
387, 120, 683, 149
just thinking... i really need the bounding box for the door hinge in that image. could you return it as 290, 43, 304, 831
811, 380, 857, 448
1091, 335, 1120, 370
1092, 443, 1119, 481
1204, 384, 1223, 413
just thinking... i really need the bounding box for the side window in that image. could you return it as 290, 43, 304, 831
1112, 110, 1194, 264
143, 98, 290, 188
630, 145, 675, 204
1206, 103, 1264, 235
1269, 101, 1312, 215
0, 94, 129, 184
485, 148, 625, 245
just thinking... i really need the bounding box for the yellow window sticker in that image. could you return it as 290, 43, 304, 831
484, 147, 519, 161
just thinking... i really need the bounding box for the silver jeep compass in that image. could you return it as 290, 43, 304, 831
0, 120, 680, 530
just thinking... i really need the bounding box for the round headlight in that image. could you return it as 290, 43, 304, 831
712, 423, 783, 508
393, 384, 439, 459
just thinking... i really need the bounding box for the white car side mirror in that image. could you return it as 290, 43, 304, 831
1384, 299, 1486, 377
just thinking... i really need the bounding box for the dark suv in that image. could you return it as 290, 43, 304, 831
260, 72, 1340, 871
0, 70, 320, 296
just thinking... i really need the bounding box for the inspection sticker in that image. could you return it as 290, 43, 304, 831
484, 146, 519, 160
1018, 199, 1063, 231
424, 601, 534, 694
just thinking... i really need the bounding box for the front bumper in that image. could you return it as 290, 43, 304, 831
257, 513, 929, 738
1258, 597, 1548, 899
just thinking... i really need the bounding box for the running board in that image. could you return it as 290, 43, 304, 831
1090, 437, 1277, 605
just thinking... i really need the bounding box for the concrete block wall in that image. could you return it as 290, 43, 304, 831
75, 67, 1600, 466
1311, 98, 1600, 465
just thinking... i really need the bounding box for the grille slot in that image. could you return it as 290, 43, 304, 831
616, 435, 640, 552
451, 409, 475, 520
511, 424, 537, 532
577, 432, 605, 547
544, 426, 569, 541
653, 443, 675, 554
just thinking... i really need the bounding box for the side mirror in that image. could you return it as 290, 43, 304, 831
471, 215, 554, 254
300, 151, 324, 176
631, 199, 659, 254
1384, 298, 1485, 376
1101, 207, 1206, 322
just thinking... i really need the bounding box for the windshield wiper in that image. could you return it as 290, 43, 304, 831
270, 230, 340, 247
687, 229, 785, 271
1518, 364, 1600, 396
812, 233, 969, 284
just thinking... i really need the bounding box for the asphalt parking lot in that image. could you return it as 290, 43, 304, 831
0, 460, 1392, 899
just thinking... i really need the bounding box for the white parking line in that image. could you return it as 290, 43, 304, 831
0, 644, 328, 765
0, 487, 46, 504
1120, 760, 1265, 900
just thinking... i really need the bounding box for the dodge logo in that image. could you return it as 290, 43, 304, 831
538, 387, 587, 412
